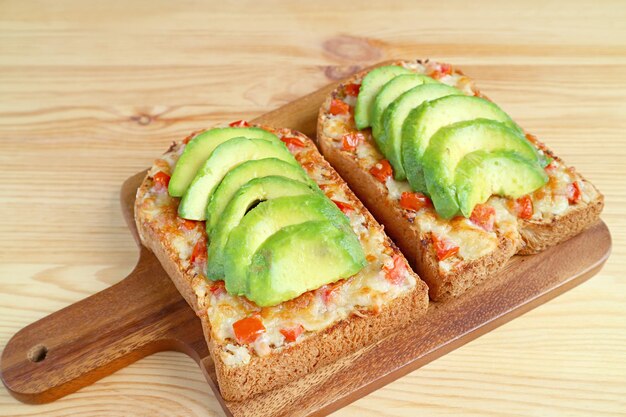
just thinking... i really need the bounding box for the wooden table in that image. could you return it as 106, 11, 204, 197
1, 1, 625, 415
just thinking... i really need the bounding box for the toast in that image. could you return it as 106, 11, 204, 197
317, 59, 604, 300
134, 125, 429, 401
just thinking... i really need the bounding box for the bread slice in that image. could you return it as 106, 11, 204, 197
317, 59, 604, 300
134, 125, 429, 401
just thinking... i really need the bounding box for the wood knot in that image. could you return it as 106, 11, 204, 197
323, 65, 363, 81
131, 113, 153, 126
322, 35, 384, 61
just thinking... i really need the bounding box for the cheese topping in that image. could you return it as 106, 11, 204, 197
320, 59, 598, 270
136, 126, 417, 365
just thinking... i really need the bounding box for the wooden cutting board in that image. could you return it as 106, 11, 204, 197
0, 77, 611, 417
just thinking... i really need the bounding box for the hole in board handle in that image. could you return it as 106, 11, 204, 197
27, 344, 48, 363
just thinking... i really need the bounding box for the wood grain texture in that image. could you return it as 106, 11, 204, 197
0, 0, 625, 415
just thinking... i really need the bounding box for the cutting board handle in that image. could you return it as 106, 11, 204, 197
0, 173, 210, 404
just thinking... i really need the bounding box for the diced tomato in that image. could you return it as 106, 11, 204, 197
399, 192, 432, 211
515, 195, 534, 220
233, 315, 265, 344
431, 233, 459, 261
383, 254, 407, 285
332, 199, 354, 214
153, 172, 170, 190
190, 238, 207, 264
209, 280, 226, 297
369, 159, 393, 183
280, 324, 305, 343
318, 283, 339, 304
281, 136, 306, 151
180, 219, 198, 230
469, 203, 496, 232
432, 63, 453, 79
568, 182, 582, 204
229, 120, 250, 127
344, 83, 361, 96
341, 132, 363, 152
329, 99, 351, 116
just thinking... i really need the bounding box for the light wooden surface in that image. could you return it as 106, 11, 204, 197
0, 1, 624, 416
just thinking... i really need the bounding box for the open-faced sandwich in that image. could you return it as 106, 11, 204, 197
134, 123, 429, 401
318, 60, 604, 300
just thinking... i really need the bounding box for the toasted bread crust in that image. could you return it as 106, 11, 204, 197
135, 128, 429, 401
316, 62, 603, 301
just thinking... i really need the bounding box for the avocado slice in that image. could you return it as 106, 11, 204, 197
221, 194, 352, 293
371, 73, 436, 141
422, 119, 545, 219
178, 138, 298, 220
207, 177, 318, 280
354, 65, 412, 129
381, 83, 462, 180
206, 158, 315, 233
246, 220, 366, 307
169, 127, 281, 196
456, 150, 548, 217
401, 95, 522, 192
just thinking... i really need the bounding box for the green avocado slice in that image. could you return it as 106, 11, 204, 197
371, 73, 436, 141
178, 137, 297, 220
455, 150, 548, 217
381, 83, 462, 180
222, 194, 351, 294
245, 220, 366, 307
168, 127, 281, 196
206, 158, 315, 233
401, 95, 522, 192
422, 119, 545, 219
206, 177, 318, 280
354, 65, 412, 129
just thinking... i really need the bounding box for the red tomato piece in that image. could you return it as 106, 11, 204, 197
332, 199, 354, 214
229, 120, 250, 127
209, 280, 226, 297
369, 160, 393, 183
383, 254, 407, 285
342, 132, 363, 152
344, 83, 361, 96
181, 219, 198, 230
568, 182, 582, 204
318, 283, 339, 304
329, 99, 351, 116
281, 136, 306, 151
153, 171, 170, 190
399, 192, 432, 211
280, 324, 305, 343
515, 195, 534, 220
469, 203, 496, 232
233, 315, 265, 344
431, 233, 459, 261
190, 238, 207, 264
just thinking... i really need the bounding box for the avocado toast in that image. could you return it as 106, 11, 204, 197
134, 124, 429, 401
318, 59, 604, 300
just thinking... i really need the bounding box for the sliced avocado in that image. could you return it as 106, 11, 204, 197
401, 95, 522, 192
207, 177, 318, 280
178, 138, 297, 220
169, 127, 281, 196
206, 158, 315, 232
456, 150, 548, 217
371, 73, 436, 140
381, 83, 462, 180
245, 220, 366, 307
354, 65, 412, 129
222, 194, 352, 294
422, 119, 545, 219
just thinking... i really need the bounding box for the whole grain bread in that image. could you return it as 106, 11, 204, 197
135, 128, 429, 401
317, 61, 604, 301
